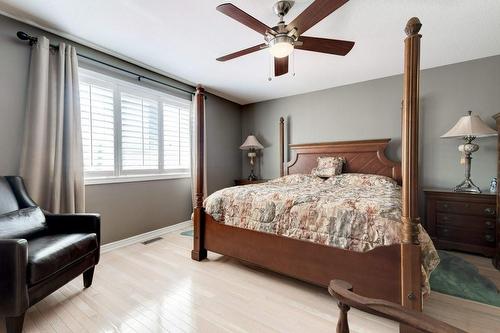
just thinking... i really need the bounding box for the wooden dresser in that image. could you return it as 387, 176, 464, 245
424, 189, 497, 262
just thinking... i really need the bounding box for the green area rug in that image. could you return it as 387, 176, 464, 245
180, 229, 194, 237
180, 230, 499, 306
430, 251, 500, 307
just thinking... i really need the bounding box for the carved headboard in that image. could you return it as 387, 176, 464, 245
284, 139, 402, 184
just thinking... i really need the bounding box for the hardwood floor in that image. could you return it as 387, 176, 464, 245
3, 226, 500, 333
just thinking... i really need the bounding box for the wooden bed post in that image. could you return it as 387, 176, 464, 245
402, 17, 422, 247
400, 17, 423, 332
280, 117, 285, 177
191, 85, 207, 261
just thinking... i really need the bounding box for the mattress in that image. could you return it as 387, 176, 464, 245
204, 173, 440, 293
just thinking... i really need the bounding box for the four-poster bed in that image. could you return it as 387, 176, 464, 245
192, 17, 426, 332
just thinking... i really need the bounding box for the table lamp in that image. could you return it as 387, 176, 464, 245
240, 135, 264, 180
441, 111, 497, 193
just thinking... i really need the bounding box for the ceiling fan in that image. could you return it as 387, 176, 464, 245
216, 0, 355, 77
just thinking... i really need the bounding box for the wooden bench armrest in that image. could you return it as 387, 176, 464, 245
328, 280, 467, 333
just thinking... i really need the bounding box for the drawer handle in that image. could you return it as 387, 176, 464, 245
485, 220, 495, 229
484, 234, 495, 243
484, 207, 495, 216
442, 203, 449, 209
441, 216, 450, 222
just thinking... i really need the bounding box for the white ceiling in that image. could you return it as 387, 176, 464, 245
1, 0, 500, 105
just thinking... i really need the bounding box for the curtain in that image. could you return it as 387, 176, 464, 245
190, 90, 207, 213
19, 36, 84, 213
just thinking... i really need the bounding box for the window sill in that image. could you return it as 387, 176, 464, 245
85, 173, 191, 186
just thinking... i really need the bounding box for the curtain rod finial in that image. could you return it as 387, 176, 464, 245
17, 31, 30, 40
17, 31, 37, 45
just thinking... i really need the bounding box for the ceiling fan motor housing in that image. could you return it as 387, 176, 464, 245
269, 35, 294, 47
273, 1, 294, 18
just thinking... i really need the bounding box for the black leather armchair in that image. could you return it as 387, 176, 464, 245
0, 176, 100, 333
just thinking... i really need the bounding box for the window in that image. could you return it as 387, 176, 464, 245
79, 69, 192, 183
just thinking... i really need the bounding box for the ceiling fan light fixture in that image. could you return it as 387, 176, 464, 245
268, 35, 294, 58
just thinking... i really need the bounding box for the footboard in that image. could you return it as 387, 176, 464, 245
203, 213, 411, 303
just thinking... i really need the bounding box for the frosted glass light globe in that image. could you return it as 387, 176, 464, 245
268, 36, 294, 58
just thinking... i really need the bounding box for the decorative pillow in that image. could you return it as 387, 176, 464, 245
311, 156, 345, 178
268, 174, 324, 186
325, 173, 397, 188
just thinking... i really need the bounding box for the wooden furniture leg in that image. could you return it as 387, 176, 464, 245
336, 281, 353, 333
192, 206, 207, 261
83, 267, 95, 288
5, 313, 25, 333
337, 302, 350, 333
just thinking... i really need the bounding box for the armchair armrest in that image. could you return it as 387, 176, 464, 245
0, 239, 29, 316
44, 213, 101, 245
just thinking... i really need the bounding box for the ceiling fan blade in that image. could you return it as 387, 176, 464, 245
288, 0, 349, 35
217, 3, 271, 36
295, 36, 354, 56
216, 43, 267, 62
274, 57, 289, 76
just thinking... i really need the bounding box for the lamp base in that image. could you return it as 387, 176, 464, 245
247, 169, 257, 181
453, 178, 481, 193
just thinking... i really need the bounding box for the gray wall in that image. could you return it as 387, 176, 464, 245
206, 93, 242, 194
241, 55, 500, 194
0, 14, 241, 244
85, 179, 191, 243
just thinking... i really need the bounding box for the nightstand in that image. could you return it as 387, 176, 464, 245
424, 189, 497, 260
234, 179, 268, 186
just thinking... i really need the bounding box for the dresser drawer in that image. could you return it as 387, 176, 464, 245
425, 189, 497, 258
436, 226, 496, 247
436, 200, 496, 217
436, 213, 496, 232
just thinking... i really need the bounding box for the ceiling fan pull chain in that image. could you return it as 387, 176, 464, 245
268, 53, 273, 81
291, 49, 296, 77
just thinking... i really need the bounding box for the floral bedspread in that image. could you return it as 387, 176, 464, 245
204, 173, 440, 293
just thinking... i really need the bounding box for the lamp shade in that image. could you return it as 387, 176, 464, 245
240, 135, 264, 150
441, 111, 497, 138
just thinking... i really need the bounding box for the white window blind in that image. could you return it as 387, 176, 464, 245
121, 93, 159, 171
79, 82, 115, 173
163, 104, 191, 169
79, 68, 192, 182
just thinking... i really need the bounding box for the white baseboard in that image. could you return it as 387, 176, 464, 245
101, 220, 193, 253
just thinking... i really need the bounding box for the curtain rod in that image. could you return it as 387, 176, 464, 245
16, 31, 196, 96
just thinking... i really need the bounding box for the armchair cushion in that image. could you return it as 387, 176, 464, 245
0, 207, 47, 240
27, 233, 98, 285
